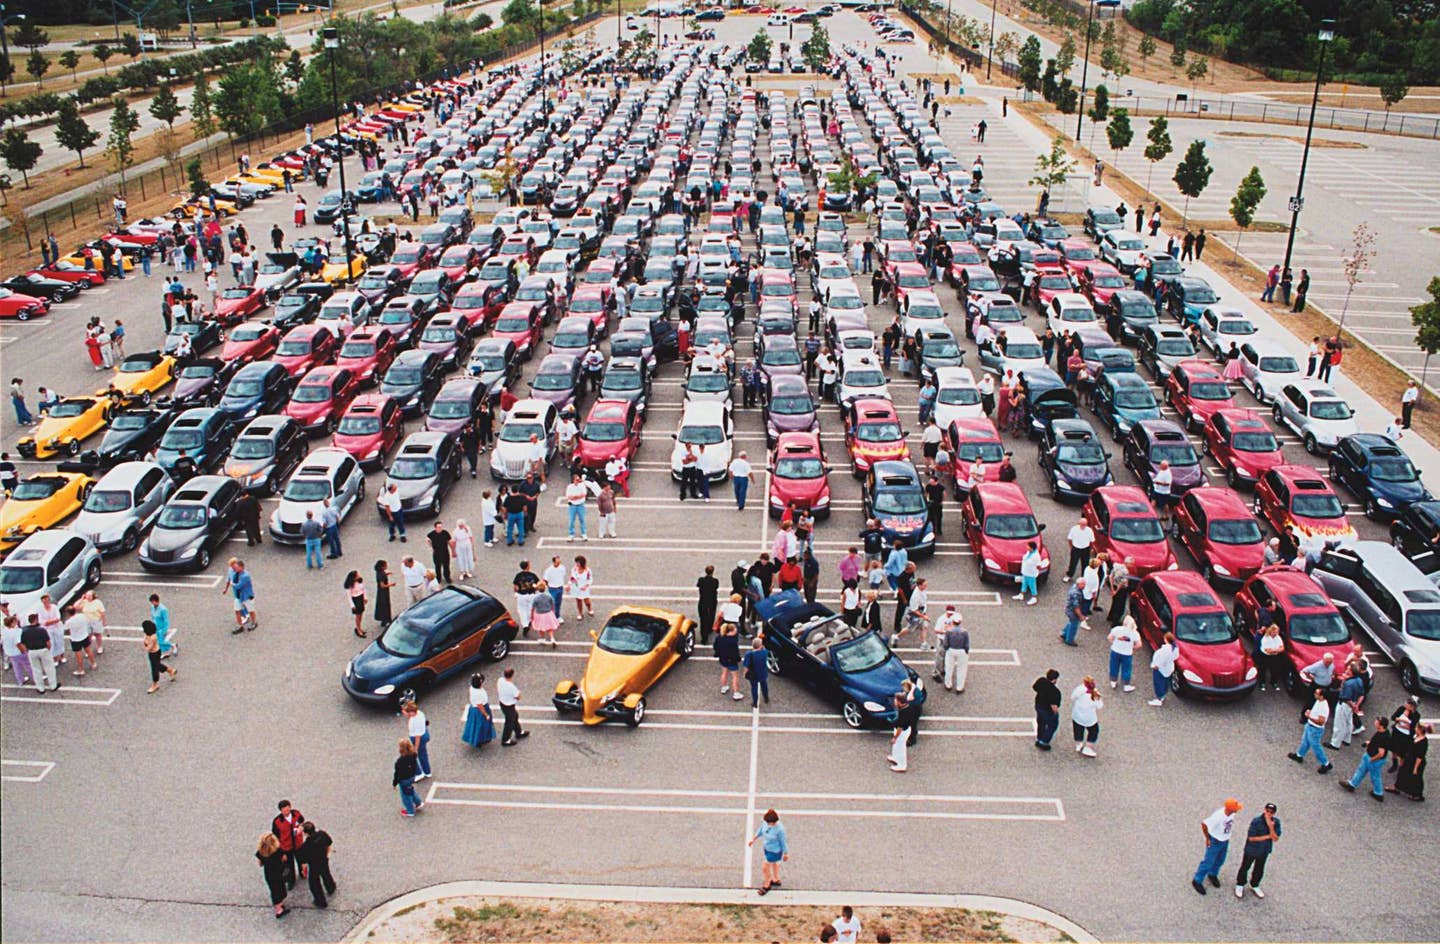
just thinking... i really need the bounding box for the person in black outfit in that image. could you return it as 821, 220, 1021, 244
518, 473, 542, 533
859, 520, 885, 563
459, 422, 480, 478
730, 560, 749, 599
697, 565, 719, 644
474, 400, 493, 449
1032, 669, 1062, 750
296, 822, 337, 908
236, 491, 263, 546
256, 835, 290, 919
893, 566, 915, 637
862, 590, 884, 637
747, 554, 778, 597
428, 522, 453, 584
924, 474, 946, 537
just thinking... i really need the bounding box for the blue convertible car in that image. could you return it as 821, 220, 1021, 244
753, 591, 925, 729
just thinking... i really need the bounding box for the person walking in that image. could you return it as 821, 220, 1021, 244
343, 571, 367, 638
1107, 615, 1141, 692
427, 521, 453, 584
729, 452, 755, 510
461, 673, 497, 749
1390, 722, 1429, 801
697, 565, 719, 644
888, 691, 917, 773
1060, 581, 1085, 647
401, 700, 433, 780
393, 738, 423, 817
10, 378, 34, 426
1033, 669, 1061, 750
1148, 632, 1178, 706
568, 556, 594, 621
1330, 670, 1367, 749
1015, 542, 1041, 606
748, 809, 789, 895
296, 822, 337, 908
1234, 803, 1281, 899
256, 833, 291, 918
742, 636, 770, 708
453, 519, 477, 580
1340, 718, 1391, 801
1288, 686, 1334, 773
141, 619, 178, 694
498, 667, 529, 745
148, 593, 177, 659
373, 560, 394, 627
1070, 676, 1103, 757
1261, 265, 1279, 303
1191, 799, 1242, 894
321, 500, 342, 559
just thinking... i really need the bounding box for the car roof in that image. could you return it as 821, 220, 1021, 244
1051, 417, 1097, 439
586, 399, 632, 422
1289, 379, 1344, 399
871, 460, 920, 484
1147, 570, 1223, 608
508, 397, 555, 417
1003, 325, 1041, 344
1272, 463, 1330, 487
1333, 542, 1440, 596
93, 460, 164, 488
294, 447, 355, 474
1096, 484, 1154, 512
397, 430, 449, 454
174, 407, 221, 425
681, 400, 729, 422
934, 366, 976, 385
238, 416, 293, 438
1108, 372, 1151, 390
775, 430, 822, 452
950, 417, 1000, 439
974, 481, 1031, 510
170, 474, 229, 500
3, 528, 87, 556
1186, 486, 1251, 517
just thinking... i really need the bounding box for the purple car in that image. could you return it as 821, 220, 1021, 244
1125, 418, 1205, 495
416, 313, 472, 369
527, 352, 584, 414
763, 373, 819, 446
168, 357, 237, 408
424, 376, 485, 436
355, 265, 406, 306
757, 334, 805, 386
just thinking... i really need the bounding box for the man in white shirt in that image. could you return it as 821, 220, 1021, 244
399, 556, 428, 605
1149, 633, 1178, 706
728, 451, 754, 511
556, 412, 579, 459
1192, 799, 1242, 895
1383, 416, 1404, 441
816, 349, 838, 401
542, 556, 568, 624
1287, 686, 1333, 774
832, 906, 861, 944
527, 434, 549, 486
1151, 461, 1174, 522
1106, 616, 1140, 692
564, 473, 593, 542
904, 577, 930, 648
1064, 517, 1094, 583
378, 483, 407, 542
497, 667, 528, 746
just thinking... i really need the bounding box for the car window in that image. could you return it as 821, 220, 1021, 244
48, 538, 84, 582
1357, 567, 1402, 624
1316, 550, 1361, 581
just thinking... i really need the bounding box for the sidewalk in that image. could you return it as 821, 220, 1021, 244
344, 880, 1098, 942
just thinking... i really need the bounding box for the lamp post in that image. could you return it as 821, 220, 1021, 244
538, 1, 549, 123
1281, 18, 1334, 280
1073, 0, 1095, 142
323, 26, 355, 286
616, 0, 621, 45
0, 6, 25, 96
985, 0, 998, 80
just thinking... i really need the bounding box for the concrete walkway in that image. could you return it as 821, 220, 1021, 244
344, 880, 1098, 942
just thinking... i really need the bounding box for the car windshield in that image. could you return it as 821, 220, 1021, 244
1006, 342, 1044, 360
1289, 612, 1349, 645
1310, 400, 1353, 420
775, 457, 824, 479
1038, 275, 1072, 290
855, 422, 901, 443
1094, 275, 1126, 289
532, 372, 573, 391
231, 438, 274, 459
494, 317, 530, 333
499, 422, 543, 443
846, 370, 886, 389
1293, 494, 1344, 518
282, 479, 332, 502
1111, 517, 1165, 542
110, 413, 151, 431
1226, 430, 1274, 452
554, 331, 590, 348
984, 513, 1039, 539
1190, 381, 1232, 401
955, 441, 1005, 463
832, 632, 890, 674
1113, 236, 1144, 250
1152, 443, 1199, 466
0, 566, 43, 594
763, 348, 802, 367
421, 326, 456, 344
1370, 457, 1419, 483
48, 402, 90, 418
1120, 303, 1157, 321
226, 380, 264, 398
768, 394, 813, 416
829, 294, 864, 310
969, 275, 1001, 292
1259, 357, 1298, 373
679, 424, 724, 445
926, 341, 963, 359
390, 457, 437, 480
939, 387, 979, 405
1219, 320, 1256, 336
1209, 518, 1263, 545
84, 490, 131, 513
597, 615, 667, 655
119, 359, 157, 373
1157, 339, 1195, 357
156, 504, 207, 529
1185, 288, 1218, 305
277, 341, 312, 356
1174, 612, 1236, 644
341, 341, 377, 359
1151, 258, 1182, 275
292, 384, 332, 403
874, 489, 925, 514
582, 421, 626, 442
338, 415, 381, 435
689, 373, 730, 392
377, 612, 430, 658
1058, 443, 1106, 465
380, 309, 413, 325
1116, 390, 1157, 410
160, 430, 203, 450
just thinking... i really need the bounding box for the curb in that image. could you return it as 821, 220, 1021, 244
343, 880, 1098, 942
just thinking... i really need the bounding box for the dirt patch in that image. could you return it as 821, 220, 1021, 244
365, 896, 1070, 942
1214, 130, 1366, 149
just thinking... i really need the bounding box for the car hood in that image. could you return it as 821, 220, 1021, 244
98, 427, 149, 455
579, 647, 647, 706
1371, 478, 1430, 506
767, 411, 818, 434
348, 642, 419, 688
73, 509, 137, 535
385, 476, 439, 502
273, 499, 325, 524
145, 524, 207, 552
1056, 462, 1111, 485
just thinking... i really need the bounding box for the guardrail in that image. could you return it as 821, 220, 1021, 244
1113, 94, 1440, 140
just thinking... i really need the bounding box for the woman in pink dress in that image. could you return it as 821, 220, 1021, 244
85, 333, 104, 369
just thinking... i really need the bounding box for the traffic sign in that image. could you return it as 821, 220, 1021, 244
1288, 196, 1304, 213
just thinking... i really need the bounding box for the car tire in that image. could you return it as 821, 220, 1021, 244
196, 547, 211, 570
67, 439, 80, 457
626, 696, 646, 727
680, 628, 696, 659
17, 310, 29, 321
487, 635, 510, 661
1400, 661, 1421, 694
1201, 563, 1214, 584
766, 650, 781, 676
325, 417, 337, 434
1170, 669, 1188, 699
1364, 499, 1378, 521
1392, 533, 1407, 553
266, 476, 280, 497
121, 529, 138, 553
841, 700, 865, 729
1252, 495, 1264, 517
430, 496, 442, 516
85, 559, 102, 588
1304, 434, 1318, 455
141, 390, 152, 406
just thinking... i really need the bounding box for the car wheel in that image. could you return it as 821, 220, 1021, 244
1050, 478, 1061, 501
680, 628, 696, 658
766, 650, 781, 676
1272, 403, 1283, 423
487, 635, 510, 660
141, 390, 152, 406
16, 310, 29, 321
67, 439, 80, 456
1201, 563, 1214, 584
1170, 669, 1188, 699
397, 685, 420, 707
1252, 495, 1263, 517
121, 529, 138, 553
1285, 667, 1300, 696
1327, 461, 1340, 483
266, 476, 280, 497
1200, 438, 1211, 456
194, 547, 211, 570
1364, 498, 1379, 521
1392, 533, 1407, 552
1304, 434, 1318, 455
430, 495, 442, 516
841, 700, 865, 729
626, 696, 646, 727
85, 560, 102, 587
325, 417, 337, 434
1400, 662, 1421, 694
1226, 466, 1238, 489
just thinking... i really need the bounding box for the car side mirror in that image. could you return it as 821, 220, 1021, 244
588, 629, 598, 640
1037, 523, 1047, 531
1105, 452, 1113, 460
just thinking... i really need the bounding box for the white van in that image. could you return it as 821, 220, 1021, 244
767, 12, 791, 26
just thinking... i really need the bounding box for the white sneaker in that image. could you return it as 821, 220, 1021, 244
1252, 887, 1264, 899
732, 690, 744, 700
1075, 743, 1084, 753
1110, 680, 1117, 689
1123, 685, 1136, 693
1147, 699, 1164, 707
1080, 746, 1097, 758
721, 685, 730, 694
1012, 593, 1025, 600
1063, 576, 1070, 582
1235, 886, 1245, 899
1026, 598, 1037, 606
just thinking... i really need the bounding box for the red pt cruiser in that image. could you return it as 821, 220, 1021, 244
1133, 571, 1257, 699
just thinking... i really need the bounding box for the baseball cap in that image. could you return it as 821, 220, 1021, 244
737, 559, 749, 568
1263, 803, 1277, 812
1224, 798, 1243, 813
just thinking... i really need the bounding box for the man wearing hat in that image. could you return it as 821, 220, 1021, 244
1235, 803, 1281, 899
936, 606, 970, 693
1192, 798, 1242, 895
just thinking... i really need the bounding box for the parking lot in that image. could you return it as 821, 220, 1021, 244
1, 11, 1437, 944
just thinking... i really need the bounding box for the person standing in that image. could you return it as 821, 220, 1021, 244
296, 822, 337, 908
1330, 670, 1367, 749
1234, 803, 1281, 899
595, 482, 618, 538
1148, 632, 1178, 706
373, 560, 394, 627
1292, 269, 1310, 312
427, 521, 453, 584
1288, 686, 1334, 774
1261, 265, 1279, 303
1401, 380, 1419, 429
1016, 542, 1041, 606
832, 906, 862, 944
1391, 722, 1429, 801
1107, 615, 1141, 692
940, 607, 970, 693
321, 499, 342, 559
697, 565, 719, 644
256, 833, 291, 918
529, 582, 559, 647
481, 491, 499, 547
888, 691, 914, 773
1340, 718, 1390, 801
729, 452, 755, 510
400, 556, 427, 606
503, 486, 528, 546
401, 700, 432, 780
1194, 229, 1207, 260
1070, 676, 1103, 757
542, 556, 567, 620
64, 604, 97, 676
393, 739, 423, 817
716, 620, 744, 700
748, 808, 788, 895
568, 556, 594, 621
1106, 556, 1134, 623
301, 511, 325, 569
3, 617, 33, 688
270, 800, 305, 889
79, 589, 107, 655
235, 490, 263, 546
1064, 516, 1094, 582
19, 615, 59, 693
1191, 799, 1242, 894
379, 483, 407, 542
141, 620, 178, 694
452, 519, 477, 580
461, 673, 497, 749
10, 378, 34, 426
1033, 669, 1061, 750
498, 667, 528, 746
1060, 581, 1085, 647
742, 636, 770, 708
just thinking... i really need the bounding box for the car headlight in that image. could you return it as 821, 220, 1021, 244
1182, 669, 1203, 684
1167, 561, 1180, 570
1376, 497, 1394, 508
862, 700, 886, 712
603, 687, 622, 704
984, 557, 1000, 570
365, 449, 380, 459
1233, 465, 1250, 479
374, 683, 395, 695
1245, 665, 1258, 681
1211, 563, 1231, 576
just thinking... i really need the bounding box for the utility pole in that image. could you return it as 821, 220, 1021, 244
324, 26, 355, 285
1073, 0, 1095, 142
1282, 19, 1335, 279
985, 0, 998, 80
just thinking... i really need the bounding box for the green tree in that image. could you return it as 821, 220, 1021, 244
502, 0, 539, 24
0, 53, 13, 93
473, 12, 495, 29
150, 81, 183, 132
186, 156, 209, 198
191, 71, 216, 140
1172, 139, 1212, 227
58, 49, 81, 81
0, 127, 41, 186
1185, 55, 1208, 92
106, 96, 141, 187
1138, 33, 1156, 63
1380, 74, 1409, 113
1041, 58, 1059, 102
25, 49, 48, 86
120, 32, 143, 61
1029, 135, 1076, 200
1106, 107, 1133, 169
801, 25, 831, 72
1018, 35, 1042, 95
1142, 115, 1172, 198
1055, 78, 1078, 114
1168, 40, 1186, 68
54, 97, 100, 167
1228, 165, 1266, 257
1412, 276, 1440, 388
1088, 83, 1109, 124
285, 49, 304, 84
1100, 40, 1122, 79
215, 62, 282, 138
747, 30, 772, 65
1055, 32, 1076, 76
93, 43, 113, 73
12, 22, 49, 53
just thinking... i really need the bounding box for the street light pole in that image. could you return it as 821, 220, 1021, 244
985, 0, 998, 80
1073, 0, 1095, 142
1281, 19, 1335, 280
323, 27, 355, 286
0, 6, 22, 96
616, 0, 620, 45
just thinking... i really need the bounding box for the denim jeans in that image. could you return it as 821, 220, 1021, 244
387, 508, 406, 539
1062, 615, 1081, 644
1035, 707, 1059, 746
397, 778, 420, 814
415, 730, 431, 777
1348, 754, 1386, 796
549, 587, 564, 615
1295, 723, 1329, 766
12, 395, 32, 425
1108, 651, 1133, 683
734, 477, 749, 510
1153, 668, 1172, 700
304, 538, 323, 568
567, 504, 587, 538
1193, 839, 1229, 884
506, 511, 526, 545
325, 525, 342, 557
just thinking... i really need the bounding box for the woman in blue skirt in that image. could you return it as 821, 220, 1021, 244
461, 673, 496, 748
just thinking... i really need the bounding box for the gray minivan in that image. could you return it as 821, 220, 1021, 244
1311, 541, 1440, 695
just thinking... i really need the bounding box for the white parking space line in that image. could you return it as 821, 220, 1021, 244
1, 683, 122, 706
104, 571, 224, 590
1, 760, 56, 783
743, 707, 761, 887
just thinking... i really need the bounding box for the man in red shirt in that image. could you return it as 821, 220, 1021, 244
271, 800, 306, 888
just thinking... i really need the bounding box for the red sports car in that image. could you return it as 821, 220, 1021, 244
285, 365, 360, 434
220, 322, 281, 364
0, 288, 49, 320
1165, 359, 1235, 432
491, 301, 545, 360
572, 398, 644, 475
1171, 485, 1267, 588
1132, 571, 1256, 699
332, 393, 404, 469
37, 264, 105, 287
1082, 484, 1178, 577
1233, 566, 1352, 693
273, 324, 340, 378
213, 285, 268, 326
335, 329, 399, 386
844, 397, 910, 476
961, 481, 1050, 585
1203, 408, 1284, 488
768, 431, 832, 519
1253, 464, 1357, 545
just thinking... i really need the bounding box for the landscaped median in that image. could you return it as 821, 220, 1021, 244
346, 880, 1095, 942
